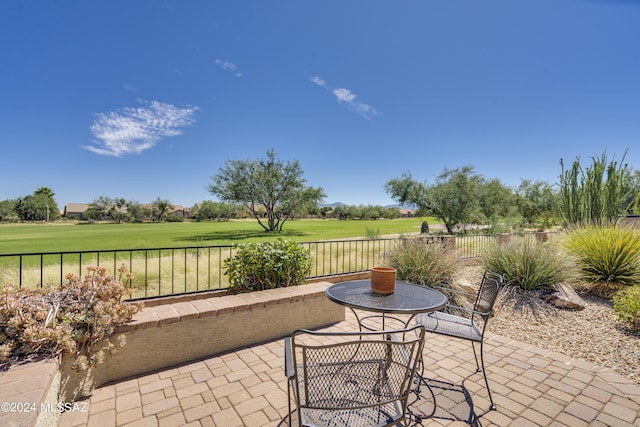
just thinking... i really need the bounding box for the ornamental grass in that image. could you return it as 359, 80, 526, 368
565, 224, 640, 296
385, 237, 456, 288
482, 237, 574, 291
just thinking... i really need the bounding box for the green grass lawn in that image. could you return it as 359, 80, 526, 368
0, 217, 436, 254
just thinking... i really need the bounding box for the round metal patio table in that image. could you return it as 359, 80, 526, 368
325, 280, 447, 331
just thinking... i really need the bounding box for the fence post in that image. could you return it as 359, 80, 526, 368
441, 235, 456, 253
535, 231, 548, 243
497, 233, 511, 245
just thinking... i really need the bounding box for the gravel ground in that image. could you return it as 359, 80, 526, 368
455, 265, 640, 385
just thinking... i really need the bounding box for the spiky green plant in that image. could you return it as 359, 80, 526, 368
558, 150, 634, 227
384, 238, 456, 288
565, 224, 640, 295
482, 237, 573, 291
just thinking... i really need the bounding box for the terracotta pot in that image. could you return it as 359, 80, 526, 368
370, 267, 396, 295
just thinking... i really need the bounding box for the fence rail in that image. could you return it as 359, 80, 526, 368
0, 232, 556, 300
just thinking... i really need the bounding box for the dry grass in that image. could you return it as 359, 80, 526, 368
0, 242, 390, 299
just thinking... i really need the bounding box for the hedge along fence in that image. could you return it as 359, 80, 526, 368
0, 233, 557, 300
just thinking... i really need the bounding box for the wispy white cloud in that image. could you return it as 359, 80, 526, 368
123, 83, 141, 93
310, 75, 379, 121
215, 59, 236, 71
333, 88, 357, 103
84, 100, 199, 157
216, 59, 242, 77
311, 76, 327, 87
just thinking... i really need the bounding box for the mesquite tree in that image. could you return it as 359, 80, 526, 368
385, 166, 514, 234
208, 150, 325, 232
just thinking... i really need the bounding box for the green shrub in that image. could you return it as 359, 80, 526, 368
565, 224, 640, 296
485, 215, 523, 235
364, 226, 381, 240
224, 239, 311, 293
482, 237, 572, 291
613, 285, 640, 332
384, 238, 456, 287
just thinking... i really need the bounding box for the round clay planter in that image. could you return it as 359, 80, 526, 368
370, 267, 396, 295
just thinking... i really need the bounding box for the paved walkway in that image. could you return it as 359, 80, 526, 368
60, 311, 640, 427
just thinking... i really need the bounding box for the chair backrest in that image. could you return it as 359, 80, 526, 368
289, 326, 425, 417
473, 270, 503, 319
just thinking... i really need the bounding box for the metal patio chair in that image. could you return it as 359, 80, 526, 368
415, 270, 503, 410
285, 325, 426, 427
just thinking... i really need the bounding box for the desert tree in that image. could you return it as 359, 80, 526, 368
514, 179, 558, 228
385, 166, 512, 234
192, 201, 239, 222
84, 196, 114, 221
0, 199, 19, 222
151, 198, 174, 221
15, 187, 60, 222
208, 150, 325, 232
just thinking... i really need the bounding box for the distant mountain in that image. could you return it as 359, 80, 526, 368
323, 202, 346, 208
384, 204, 417, 210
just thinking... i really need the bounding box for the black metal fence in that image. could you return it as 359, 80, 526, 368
0, 232, 557, 300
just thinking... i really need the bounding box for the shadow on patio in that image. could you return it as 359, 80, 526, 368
61, 310, 640, 427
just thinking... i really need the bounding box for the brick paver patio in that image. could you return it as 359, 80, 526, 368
60, 310, 640, 426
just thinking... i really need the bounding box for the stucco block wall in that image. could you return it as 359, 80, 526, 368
90, 281, 344, 388
1, 281, 346, 416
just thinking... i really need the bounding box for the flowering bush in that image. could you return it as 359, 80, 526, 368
0, 265, 142, 370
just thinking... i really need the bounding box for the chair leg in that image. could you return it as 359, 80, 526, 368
287, 381, 293, 427
471, 341, 481, 373
418, 355, 425, 393
478, 340, 496, 411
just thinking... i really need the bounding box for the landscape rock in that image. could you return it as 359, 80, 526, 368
539, 283, 586, 310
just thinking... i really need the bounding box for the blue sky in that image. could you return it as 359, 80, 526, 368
1, 0, 639, 208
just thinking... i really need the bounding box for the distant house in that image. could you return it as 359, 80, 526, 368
398, 208, 415, 218
171, 205, 190, 218
64, 203, 89, 219
138, 203, 191, 219
63, 202, 198, 221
